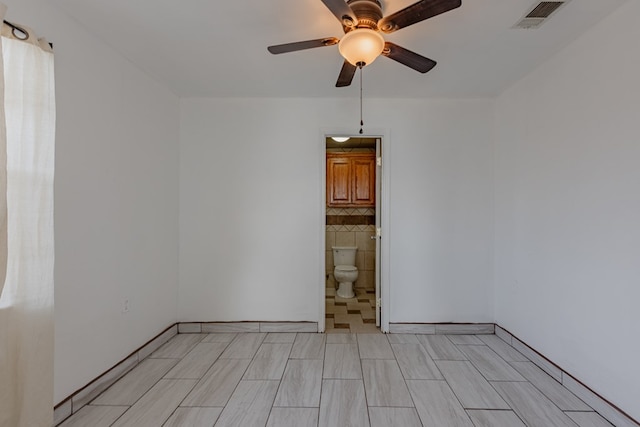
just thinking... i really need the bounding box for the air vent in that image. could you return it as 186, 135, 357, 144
527, 2, 564, 18
513, 0, 570, 29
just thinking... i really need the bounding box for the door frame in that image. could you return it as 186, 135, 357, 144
319, 128, 391, 333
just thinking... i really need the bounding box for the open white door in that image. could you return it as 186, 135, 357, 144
375, 138, 382, 327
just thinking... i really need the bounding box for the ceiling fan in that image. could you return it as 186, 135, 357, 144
267, 0, 462, 87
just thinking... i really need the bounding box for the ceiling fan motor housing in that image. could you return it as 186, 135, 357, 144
347, 0, 383, 30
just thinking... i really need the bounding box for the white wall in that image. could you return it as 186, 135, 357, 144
494, 0, 640, 421
179, 97, 494, 323
2, 0, 180, 403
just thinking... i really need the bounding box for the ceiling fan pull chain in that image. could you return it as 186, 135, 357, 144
359, 64, 364, 134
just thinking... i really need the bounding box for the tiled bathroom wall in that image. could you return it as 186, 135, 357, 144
326, 208, 376, 289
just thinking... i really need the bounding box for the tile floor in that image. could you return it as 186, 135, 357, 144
325, 287, 379, 333
59, 332, 616, 427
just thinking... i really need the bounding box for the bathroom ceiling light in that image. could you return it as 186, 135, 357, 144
331, 136, 351, 143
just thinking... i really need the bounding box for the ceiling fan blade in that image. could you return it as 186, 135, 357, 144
382, 42, 437, 73
378, 0, 461, 33
336, 60, 357, 87
267, 37, 339, 54
321, 0, 358, 27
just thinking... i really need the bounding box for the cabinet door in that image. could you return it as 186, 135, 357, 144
352, 157, 375, 206
327, 157, 351, 205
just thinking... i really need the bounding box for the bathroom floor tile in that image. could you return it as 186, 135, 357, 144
325, 287, 380, 333
333, 323, 351, 330
325, 327, 352, 334
334, 313, 362, 326
347, 302, 374, 312
334, 295, 358, 304
326, 304, 347, 315
355, 288, 371, 296
360, 310, 376, 323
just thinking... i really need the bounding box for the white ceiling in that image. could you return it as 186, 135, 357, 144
51, 0, 627, 98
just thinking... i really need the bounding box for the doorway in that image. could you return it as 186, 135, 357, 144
322, 136, 383, 333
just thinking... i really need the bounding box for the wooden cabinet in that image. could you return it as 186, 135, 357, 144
327, 153, 375, 207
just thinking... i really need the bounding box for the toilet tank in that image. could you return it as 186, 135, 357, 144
332, 246, 357, 266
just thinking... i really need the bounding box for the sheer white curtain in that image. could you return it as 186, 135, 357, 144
0, 5, 56, 426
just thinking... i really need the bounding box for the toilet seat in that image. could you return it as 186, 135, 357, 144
335, 265, 357, 272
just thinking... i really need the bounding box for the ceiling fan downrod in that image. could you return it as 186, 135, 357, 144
358, 62, 364, 135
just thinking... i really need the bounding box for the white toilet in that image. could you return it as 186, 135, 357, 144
332, 246, 359, 299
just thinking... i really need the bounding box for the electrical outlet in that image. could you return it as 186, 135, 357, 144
122, 299, 130, 313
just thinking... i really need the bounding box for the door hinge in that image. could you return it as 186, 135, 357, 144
376, 298, 381, 308
376, 227, 381, 238
376, 157, 382, 167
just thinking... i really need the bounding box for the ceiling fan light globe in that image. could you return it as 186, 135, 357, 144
338, 29, 385, 67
